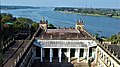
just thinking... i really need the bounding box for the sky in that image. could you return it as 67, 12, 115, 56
1, 0, 120, 8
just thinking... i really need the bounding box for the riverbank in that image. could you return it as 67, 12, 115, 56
112, 16, 120, 18
56, 11, 120, 19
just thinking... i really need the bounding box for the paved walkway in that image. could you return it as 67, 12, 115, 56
73, 60, 88, 67
71, 58, 88, 67
32, 58, 89, 67
3, 40, 23, 64
3, 40, 30, 67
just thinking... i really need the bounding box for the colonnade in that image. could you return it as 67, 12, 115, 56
40, 47, 94, 63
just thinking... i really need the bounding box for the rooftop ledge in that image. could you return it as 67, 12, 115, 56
33, 39, 97, 48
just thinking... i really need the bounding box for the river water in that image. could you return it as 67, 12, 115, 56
1, 7, 120, 37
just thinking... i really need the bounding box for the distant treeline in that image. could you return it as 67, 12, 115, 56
106, 33, 120, 44
1, 5, 40, 10
54, 7, 120, 17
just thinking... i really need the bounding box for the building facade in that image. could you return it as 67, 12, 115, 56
33, 18, 120, 67
33, 19, 97, 63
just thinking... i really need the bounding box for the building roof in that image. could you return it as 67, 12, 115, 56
39, 29, 93, 40
108, 44, 120, 59
101, 44, 120, 60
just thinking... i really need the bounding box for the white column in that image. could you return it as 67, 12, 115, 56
95, 47, 98, 64
41, 48, 43, 62
50, 48, 53, 62
111, 63, 114, 67
67, 48, 70, 62
87, 47, 89, 62
108, 60, 111, 66
42, 48, 45, 57
77, 48, 80, 62
83, 48, 87, 58
58, 48, 62, 62
75, 49, 78, 58
106, 57, 108, 64
32, 47, 36, 63
92, 48, 94, 58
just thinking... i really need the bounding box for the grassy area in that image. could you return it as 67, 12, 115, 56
57, 11, 105, 17
81, 13, 105, 17
112, 16, 120, 19
57, 11, 120, 19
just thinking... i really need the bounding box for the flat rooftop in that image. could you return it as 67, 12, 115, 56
101, 44, 120, 60
108, 44, 120, 59
3, 40, 30, 67
39, 29, 93, 40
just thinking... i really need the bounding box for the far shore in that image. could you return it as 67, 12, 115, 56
56, 11, 120, 19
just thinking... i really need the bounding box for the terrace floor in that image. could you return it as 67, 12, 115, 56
31, 58, 89, 67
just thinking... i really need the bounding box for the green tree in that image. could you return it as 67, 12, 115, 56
16, 17, 33, 24
31, 22, 39, 30
48, 23, 56, 29
13, 17, 33, 30
107, 34, 120, 44
95, 33, 99, 38
1, 15, 12, 23
0, 14, 3, 67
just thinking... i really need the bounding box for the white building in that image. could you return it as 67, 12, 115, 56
33, 19, 97, 63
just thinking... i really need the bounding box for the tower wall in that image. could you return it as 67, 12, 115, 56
39, 17, 48, 31
75, 22, 84, 31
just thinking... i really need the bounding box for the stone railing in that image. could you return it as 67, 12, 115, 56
98, 44, 120, 66
2, 37, 14, 50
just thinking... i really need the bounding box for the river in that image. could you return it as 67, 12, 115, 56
1, 7, 120, 37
